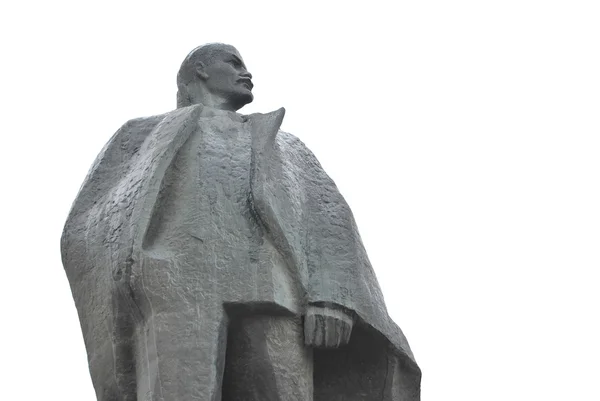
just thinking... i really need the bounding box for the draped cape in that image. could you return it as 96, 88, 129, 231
61, 104, 421, 400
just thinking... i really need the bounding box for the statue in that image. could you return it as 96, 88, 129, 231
61, 43, 421, 401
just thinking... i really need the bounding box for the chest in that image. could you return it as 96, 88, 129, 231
174, 117, 253, 205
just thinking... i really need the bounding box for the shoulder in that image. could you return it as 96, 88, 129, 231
276, 130, 324, 168
120, 114, 165, 134
118, 105, 202, 136
110, 107, 200, 155
276, 130, 310, 152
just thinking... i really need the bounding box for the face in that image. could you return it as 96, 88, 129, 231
201, 46, 253, 109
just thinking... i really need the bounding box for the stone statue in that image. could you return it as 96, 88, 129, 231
61, 43, 421, 401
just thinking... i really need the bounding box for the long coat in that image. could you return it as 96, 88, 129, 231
61, 104, 421, 401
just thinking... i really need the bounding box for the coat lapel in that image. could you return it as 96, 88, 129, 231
131, 104, 204, 251
248, 107, 286, 157
248, 107, 286, 209
247, 108, 308, 284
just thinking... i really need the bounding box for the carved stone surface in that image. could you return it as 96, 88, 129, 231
61, 43, 421, 401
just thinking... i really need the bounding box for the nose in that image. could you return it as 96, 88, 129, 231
241, 70, 252, 79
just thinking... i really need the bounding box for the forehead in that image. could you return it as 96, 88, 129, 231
211, 46, 243, 61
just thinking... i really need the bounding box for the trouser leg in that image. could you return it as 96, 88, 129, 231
222, 315, 313, 401
132, 250, 232, 401
135, 304, 228, 401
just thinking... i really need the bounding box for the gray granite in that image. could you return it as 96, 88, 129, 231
61, 43, 421, 401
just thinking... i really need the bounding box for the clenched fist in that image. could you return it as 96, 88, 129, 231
303, 304, 354, 348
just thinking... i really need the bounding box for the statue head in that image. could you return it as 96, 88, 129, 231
176, 43, 253, 111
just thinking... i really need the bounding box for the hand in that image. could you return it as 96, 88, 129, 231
303, 304, 354, 348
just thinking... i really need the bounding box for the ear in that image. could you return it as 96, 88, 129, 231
194, 61, 209, 80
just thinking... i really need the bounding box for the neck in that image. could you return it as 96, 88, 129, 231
182, 85, 240, 112
199, 95, 239, 112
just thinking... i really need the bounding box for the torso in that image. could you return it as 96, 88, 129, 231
142, 108, 300, 313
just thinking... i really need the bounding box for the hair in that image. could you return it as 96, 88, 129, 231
176, 43, 236, 108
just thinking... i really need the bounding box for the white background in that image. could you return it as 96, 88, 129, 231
1, 1, 599, 400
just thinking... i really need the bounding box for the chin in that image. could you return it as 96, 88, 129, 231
234, 92, 254, 109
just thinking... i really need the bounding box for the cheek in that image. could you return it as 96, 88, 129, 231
220, 69, 239, 90
206, 65, 237, 87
